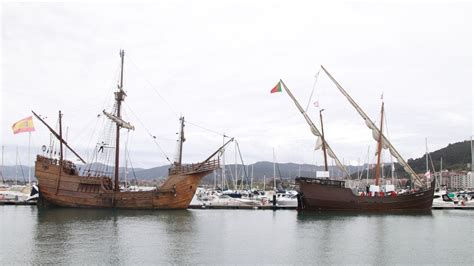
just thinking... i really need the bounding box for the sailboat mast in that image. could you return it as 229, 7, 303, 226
15, 147, 18, 185
439, 156, 443, 189
273, 148, 276, 190
319, 109, 328, 171
375, 102, 384, 186
1, 145, 3, 184
366, 146, 370, 184
114, 49, 125, 192
471, 136, 473, 174
222, 134, 226, 189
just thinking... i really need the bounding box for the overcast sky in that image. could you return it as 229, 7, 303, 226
1, 1, 472, 170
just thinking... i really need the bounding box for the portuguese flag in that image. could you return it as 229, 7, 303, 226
271, 81, 282, 93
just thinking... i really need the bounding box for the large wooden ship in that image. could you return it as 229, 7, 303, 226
279, 66, 435, 211
33, 50, 229, 209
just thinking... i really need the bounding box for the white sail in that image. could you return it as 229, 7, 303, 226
279, 80, 351, 178
320, 66, 423, 188
103, 110, 135, 130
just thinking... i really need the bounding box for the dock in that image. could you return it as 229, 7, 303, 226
432, 206, 474, 210
0, 200, 37, 206
189, 204, 297, 210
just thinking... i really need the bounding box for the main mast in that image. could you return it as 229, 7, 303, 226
114, 50, 126, 192
374, 102, 384, 186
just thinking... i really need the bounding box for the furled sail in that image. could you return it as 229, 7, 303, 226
314, 137, 323, 150
372, 129, 389, 150
279, 80, 351, 178
320, 66, 423, 188
103, 110, 135, 130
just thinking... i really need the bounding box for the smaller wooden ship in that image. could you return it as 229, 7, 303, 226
33, 50, 231, 209
278, 66, 435, 211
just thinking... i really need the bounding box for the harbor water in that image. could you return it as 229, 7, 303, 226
1, 206, 472, 264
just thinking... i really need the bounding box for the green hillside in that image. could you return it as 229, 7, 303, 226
405, 140, 472, 173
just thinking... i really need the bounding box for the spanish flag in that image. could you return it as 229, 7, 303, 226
12, 116, 35, 134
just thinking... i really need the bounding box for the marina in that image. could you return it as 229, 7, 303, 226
1, 2, 472, 265
1, 206, 473, 265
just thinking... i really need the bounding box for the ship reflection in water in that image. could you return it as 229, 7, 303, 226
1, 207, 472, 264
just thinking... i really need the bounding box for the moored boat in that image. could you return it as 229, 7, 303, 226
276, 66, 435, 211
33, 50, 231, 209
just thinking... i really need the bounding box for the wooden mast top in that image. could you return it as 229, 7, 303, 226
177, 116, 185, 166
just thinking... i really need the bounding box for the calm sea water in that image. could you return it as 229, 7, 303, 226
1, 206, 473, 265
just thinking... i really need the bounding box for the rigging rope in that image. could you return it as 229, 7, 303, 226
186, 120, 232, 138
305, 70, 321, 112
126, 54, 178, 117
123, 102, 172, 163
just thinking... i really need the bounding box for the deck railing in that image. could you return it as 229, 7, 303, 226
37, 155, 77, 173
169, 159, 220, 175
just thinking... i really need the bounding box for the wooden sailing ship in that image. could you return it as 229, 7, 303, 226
33, 50, 230, 209
279, 66, 435, 211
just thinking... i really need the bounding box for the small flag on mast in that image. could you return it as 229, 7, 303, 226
424, 171, 431, 179
12, 116, 35, 134
270, 81, 282, 93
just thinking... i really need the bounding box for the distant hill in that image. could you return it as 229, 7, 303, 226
355, 140, 473, 179
1, 140, 471, 184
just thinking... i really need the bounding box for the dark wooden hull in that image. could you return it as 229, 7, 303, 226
35, 156, 214, 209
296, 177, 434, 211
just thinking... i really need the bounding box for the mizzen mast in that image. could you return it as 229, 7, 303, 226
32, 110, 86, 164
177, 116, 185, 166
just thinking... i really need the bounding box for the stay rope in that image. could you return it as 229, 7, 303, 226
123, 102, 172, 164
